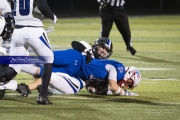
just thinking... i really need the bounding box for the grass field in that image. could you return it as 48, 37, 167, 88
0, 15, 180, 120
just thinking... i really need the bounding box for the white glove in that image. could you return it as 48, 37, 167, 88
107, 89, 113, 95
45, 26, 54, 34
125, 90, 139, 96
51, 14, 58, 24
1, 41, 11, 49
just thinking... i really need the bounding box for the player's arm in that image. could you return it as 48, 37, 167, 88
106, 64, 126, 95
71, 41, 86, 52
1, 12, 14, 43
71, 41, 94, 59
37, 0, 57, 24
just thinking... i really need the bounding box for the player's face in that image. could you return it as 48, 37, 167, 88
97, 46, 109, 59
124, 79, 134, 90
119, 79, 134, 90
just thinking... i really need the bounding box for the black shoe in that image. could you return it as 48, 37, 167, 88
36, 95, 52, 105
0, 90, 5, 99
37, 85, 53, 96
128, 46, 137, 55
16, 83, 31, 97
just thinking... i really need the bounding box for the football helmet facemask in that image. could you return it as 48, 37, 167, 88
92, 37, 113, 59
123, 66, 141, 89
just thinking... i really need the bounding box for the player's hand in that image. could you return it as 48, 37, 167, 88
45, 26, 54, 34
98, 0, 107, 7
51, 14, 58, 24
84, 49, 93, 57
107, 89, 113, 95
125, 90, 139, 96
1, 40, 11, 49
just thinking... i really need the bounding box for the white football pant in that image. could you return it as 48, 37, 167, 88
49, 73, 85, 94
9, 27, 54, 73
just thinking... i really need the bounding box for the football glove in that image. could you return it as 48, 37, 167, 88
125, 90, 139, 96
98, 0, 108, 7
1, 12, 14, 43
51, 14, 58, 24
45, 26, 54, 34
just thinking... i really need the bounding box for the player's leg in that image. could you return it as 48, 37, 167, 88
9, 27, 28, 72
50, 73, 85, 94
114, 10, 136, 55
100, 8, 113, 38
0, 28, 27, 84
28, 27, 53, 105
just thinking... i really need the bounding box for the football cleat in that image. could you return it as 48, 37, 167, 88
36, 95, 52, 105
0, 90, 5, 99
16, 83, 31, 97
37, 84, 53, 96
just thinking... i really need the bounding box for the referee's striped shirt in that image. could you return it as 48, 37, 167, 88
97, 0, 125, 7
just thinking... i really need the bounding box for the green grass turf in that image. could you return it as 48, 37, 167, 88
0, 15, 180, 120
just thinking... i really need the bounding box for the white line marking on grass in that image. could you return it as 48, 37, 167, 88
138, 68, 175, 70
141, 82, 159, 84
143, 78, 179, 81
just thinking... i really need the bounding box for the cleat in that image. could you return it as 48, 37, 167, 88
37, 84, 53, 96
36, 95, 52, 105
0, 90, 5, 99
16, 83, 31, 97
128, 46, 137, 55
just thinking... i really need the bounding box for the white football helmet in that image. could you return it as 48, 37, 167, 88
124, 66, 141, 88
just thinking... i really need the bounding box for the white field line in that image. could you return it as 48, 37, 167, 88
138, 68, 175, 70
142, 78, 179, 81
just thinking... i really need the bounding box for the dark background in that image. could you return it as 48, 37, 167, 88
47, 0, 180, 17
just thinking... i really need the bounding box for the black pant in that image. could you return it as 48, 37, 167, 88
100, 6, 131, 49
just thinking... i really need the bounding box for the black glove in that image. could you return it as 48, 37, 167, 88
85, 55, 93, 64
1, 12, 15, 43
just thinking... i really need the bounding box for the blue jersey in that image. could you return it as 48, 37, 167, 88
40, 49, 83, 76
40, 49, 125, 83
78, 57, 126, 83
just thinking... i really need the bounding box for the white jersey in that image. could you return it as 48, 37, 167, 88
0, 0, 11, 14
12, 0, 43, 26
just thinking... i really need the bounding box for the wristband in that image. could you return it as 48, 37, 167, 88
120, 89, 126, 96
114, 87, 121, 94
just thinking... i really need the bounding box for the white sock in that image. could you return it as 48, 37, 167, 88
0, 80, 18, 91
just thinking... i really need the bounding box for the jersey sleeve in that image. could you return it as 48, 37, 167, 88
37, 0, 54, 20
105, 64, 117, 81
